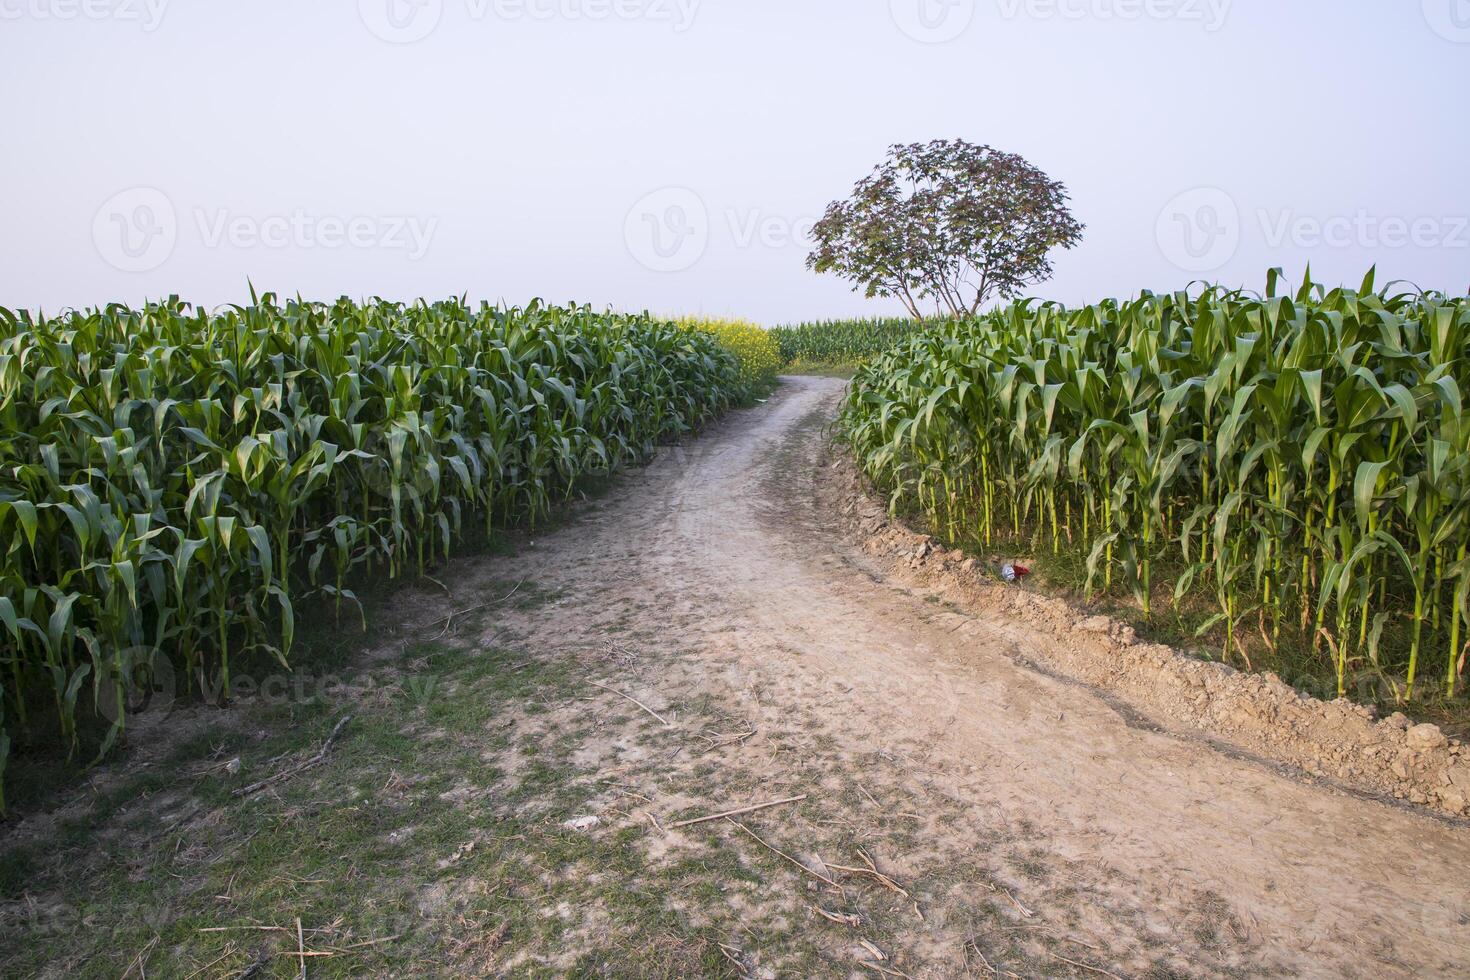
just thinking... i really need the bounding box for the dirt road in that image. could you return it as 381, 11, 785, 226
472, 374, 1470, 977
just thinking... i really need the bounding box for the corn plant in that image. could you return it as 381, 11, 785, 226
769, 318, 933, 367
840, 270, 1470, 707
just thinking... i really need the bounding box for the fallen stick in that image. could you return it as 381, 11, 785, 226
668, 794, 807, 829
333, 934, 402, 952
588, 682, 672, 727
180, 945, 237, 980
120, 935, 159, 980
296, 918, 307, 980
1047, 951, 1125, 979
825, 862, 910, 898
728, 819, 840, 889
232, 716, 353, 799
964, 938, 998, 977
1000, 886, 1035, 919
1051, 933, 1101, 952
808, 905, 861, 928
426, 580, 524, 638
716, 943, 745, 973
699, 728, 757, 751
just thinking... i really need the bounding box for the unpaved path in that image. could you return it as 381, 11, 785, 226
461, 375, 1470, 978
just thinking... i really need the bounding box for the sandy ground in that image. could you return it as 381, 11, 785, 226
440, 374, 1470, 978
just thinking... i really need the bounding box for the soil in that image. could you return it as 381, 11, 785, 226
5, 374, 1470, 978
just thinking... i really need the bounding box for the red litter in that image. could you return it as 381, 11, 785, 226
1001, 563, 1031, 583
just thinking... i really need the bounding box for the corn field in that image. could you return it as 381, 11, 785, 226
770, 318, 931, 367
840, 271, 1470, 708
0, 295, 748, 811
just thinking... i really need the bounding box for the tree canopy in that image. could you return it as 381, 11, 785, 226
807, 140, 1085, 319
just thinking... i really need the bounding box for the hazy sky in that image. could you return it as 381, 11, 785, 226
3, 0, 1467, 323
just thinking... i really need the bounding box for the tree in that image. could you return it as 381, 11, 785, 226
806, 140, 1084, 319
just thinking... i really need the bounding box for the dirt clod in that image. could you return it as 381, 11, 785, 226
1408, 723, 1450, 752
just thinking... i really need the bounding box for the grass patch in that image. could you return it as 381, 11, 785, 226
782, 360, 859, 378
0, 634, 745, 978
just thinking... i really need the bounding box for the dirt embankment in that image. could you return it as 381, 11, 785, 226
819, 451, 1470, 821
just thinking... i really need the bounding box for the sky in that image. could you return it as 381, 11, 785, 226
2, 0, 1467, 324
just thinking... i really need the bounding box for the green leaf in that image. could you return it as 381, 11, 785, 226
1353, 461, 1391, 531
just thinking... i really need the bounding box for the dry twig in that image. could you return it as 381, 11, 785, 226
232, 717, 352, 798
716, 942, 746, 975
808, 905, 861, 927
1000, 886, 1035, 919
331, 935, 403, 952
120, 935, 159, 979
1047, 951, 1125, 979
699, 728, 757, 751
826, 851, 910, 898
588, 682, 672, 727
668, 794, 806, 829
180, 944, 238, 980
964, 938, 998, 976
727, 818, 840, 888
427, 580, 524, 638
